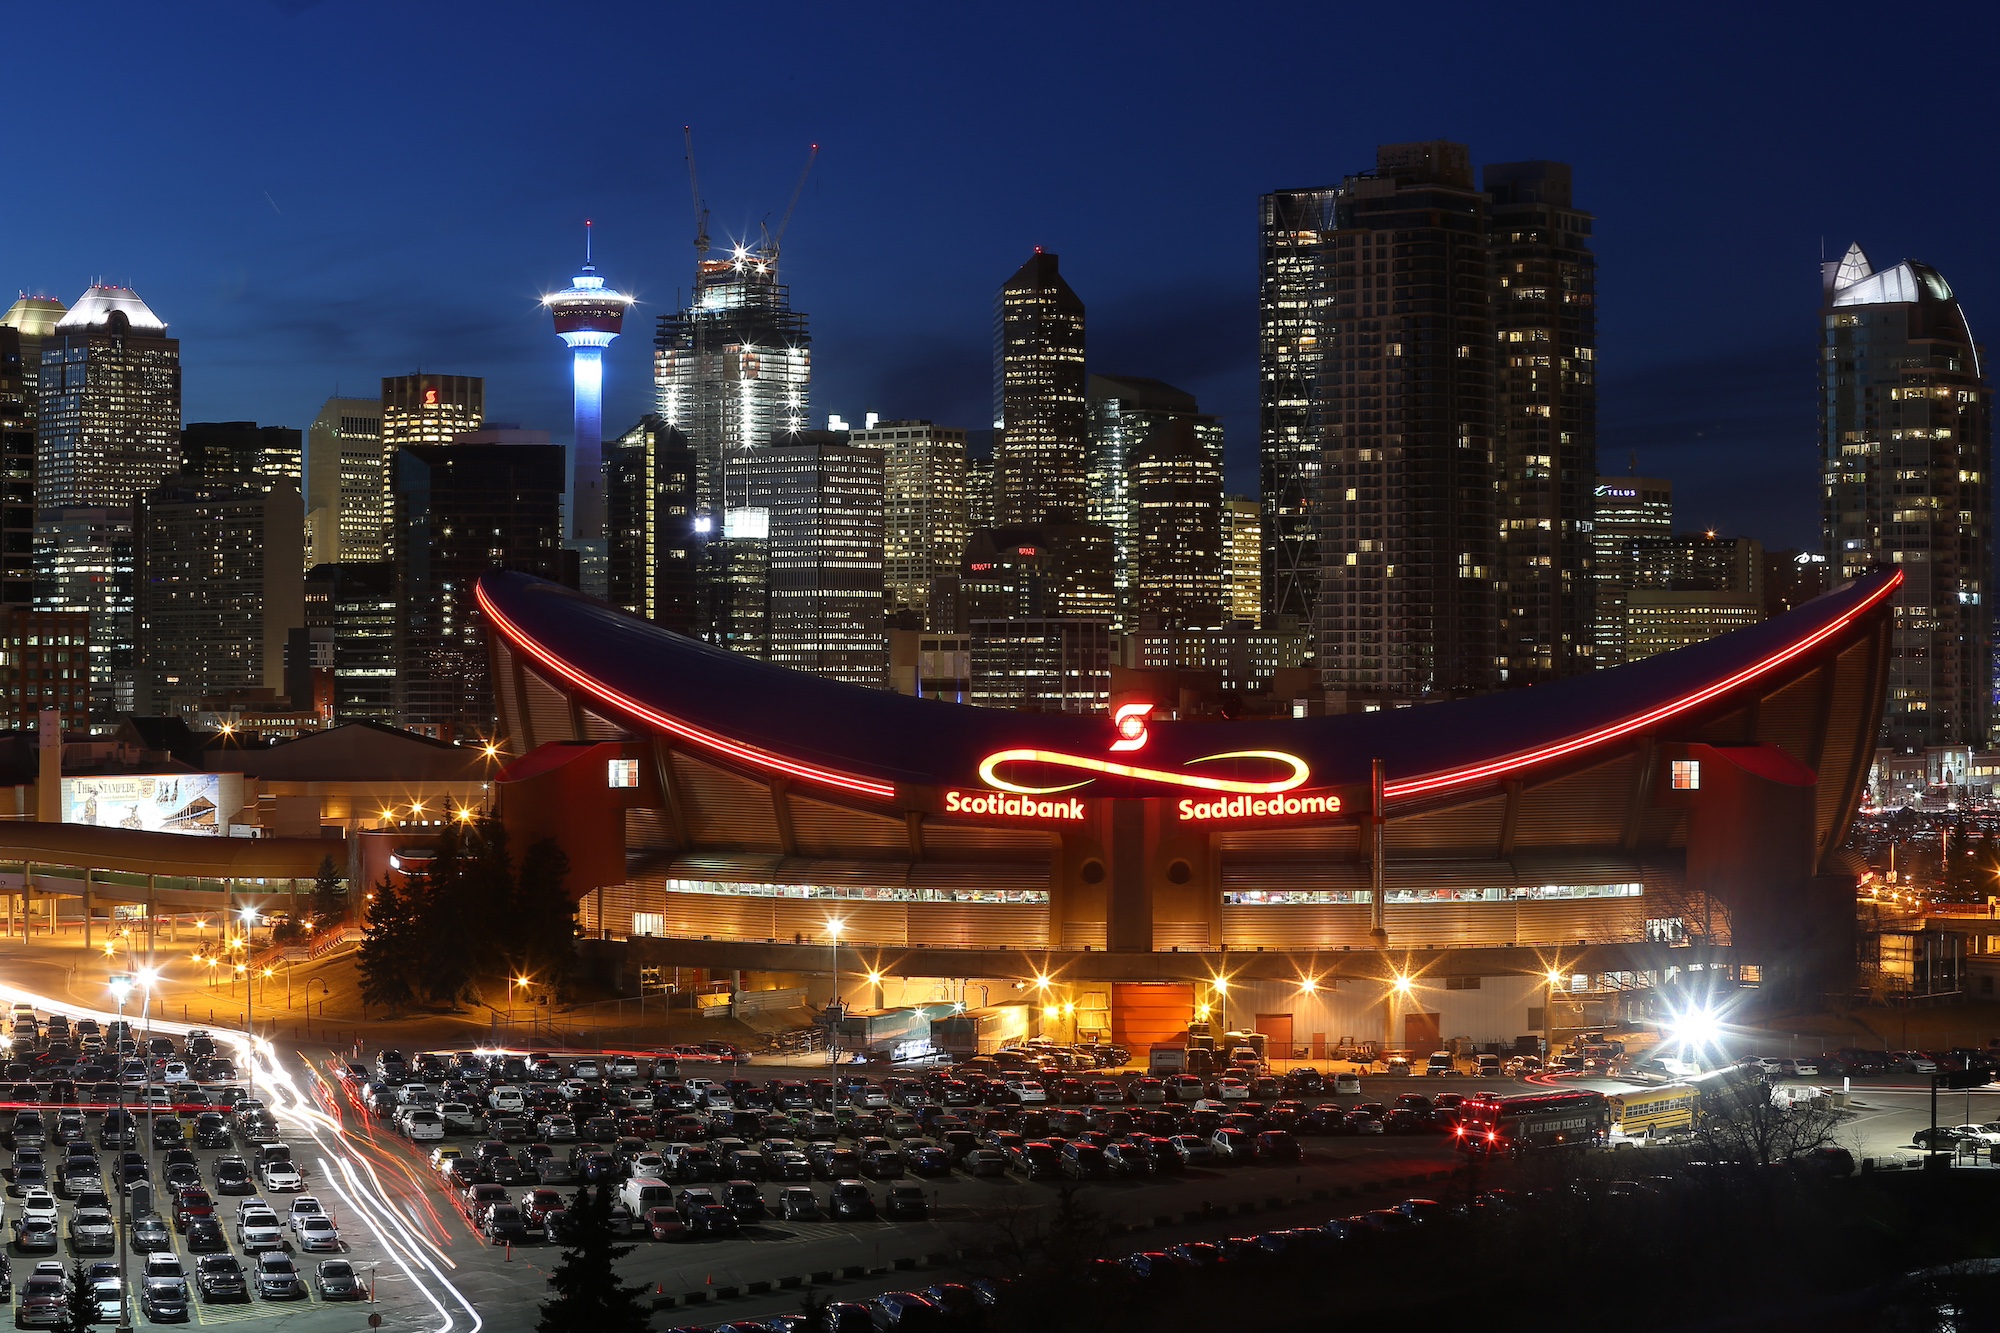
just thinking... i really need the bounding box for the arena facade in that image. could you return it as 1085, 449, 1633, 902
477, 569, 1896, 1053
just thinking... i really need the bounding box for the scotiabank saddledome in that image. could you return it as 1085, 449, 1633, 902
475, 570, 1895, 989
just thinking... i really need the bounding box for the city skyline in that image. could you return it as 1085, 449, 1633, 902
2, 5, 1995, 553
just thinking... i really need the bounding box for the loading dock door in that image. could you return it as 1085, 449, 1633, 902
1254, 1014, 1294, 1057
1404, 1011, 1442, 1054
1112, 982, 1195, 1053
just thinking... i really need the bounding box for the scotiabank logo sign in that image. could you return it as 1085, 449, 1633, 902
945, 790, 1086, 820
1178, 791, 1342, 822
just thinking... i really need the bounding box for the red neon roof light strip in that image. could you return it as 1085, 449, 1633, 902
475, 583, 897, 801
1384, 570, 1899, 802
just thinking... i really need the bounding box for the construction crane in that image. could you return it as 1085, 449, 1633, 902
765, 142, 819, 264
683, 125, 710, 262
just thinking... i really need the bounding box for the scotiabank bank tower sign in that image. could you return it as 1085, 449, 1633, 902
946, 707, 1346, 826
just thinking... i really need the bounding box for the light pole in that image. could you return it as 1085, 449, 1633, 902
109, 965, 157, 1333
825, 918, 845, 1066
1212, 976, 1231, 1037
239, 906, 260, 1091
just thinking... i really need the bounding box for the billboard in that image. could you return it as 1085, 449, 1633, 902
63, 774, 225, 837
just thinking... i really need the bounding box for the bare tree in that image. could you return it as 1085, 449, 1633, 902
1691, 1089, 1843, 1167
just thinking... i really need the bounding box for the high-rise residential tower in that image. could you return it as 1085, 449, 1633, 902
36, 285, 180, 507
994, 252, 1087, 525
134, 476, 304, 715
1127, 419, 1225, 630
304, 397, 386, 565
853, 419, 969, 624
1315, 142, 1498, 703
654, 244, 810, 518
545, 224, 633, 597
1222, 496, 1262, 625
1821, 243, 1992, 749
1590, 475, 1673, 666
739, 431, 886, 688
35, 506, 135, 726
1486, 160, 1597, 684
604, 415, 699, 631
1257, 184, 1339, 631
1086, 375, 1222, 620
392, 441, 566, 739
180, 422, 301, 487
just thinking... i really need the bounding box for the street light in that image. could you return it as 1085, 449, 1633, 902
825, 918, 845, 1066
109, 965, 157, 1333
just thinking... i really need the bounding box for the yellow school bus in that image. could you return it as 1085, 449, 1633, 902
1608, 1084, 1698, 1140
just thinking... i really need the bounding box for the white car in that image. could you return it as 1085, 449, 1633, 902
1005, 1080, 1047, 1105
1210, 1077, 1251, 1101
402, 1111, 445, 1142
1780, 1059, 1819, 1077
1949, 1124, 2000, 1146
294, 1215, 341, 1252
486, 1086, 525, 1113
261, 1161, 304, 1192
438, 1103, 483, 1134
1753, 1057, 1784, 1075
236, 1208, 284, 1252
607, 1057, 640, 1080
569, 1060, 601, 1080
287, 1198, 326, 1229
20, 1189, 56, 1226
161, 1061, 191, 1085
1333, 1072, 1363, 1095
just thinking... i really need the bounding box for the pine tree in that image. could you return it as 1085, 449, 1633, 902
310, 854, 348, 926
357, 875, 419, 1014
61, 1258, 101, 1333
537, 1181, 649, 1333
514, 838, 578, 998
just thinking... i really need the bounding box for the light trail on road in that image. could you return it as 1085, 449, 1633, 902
0, 977, 489, 1333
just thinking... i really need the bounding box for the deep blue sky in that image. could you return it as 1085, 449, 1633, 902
10, 1, 1999, 550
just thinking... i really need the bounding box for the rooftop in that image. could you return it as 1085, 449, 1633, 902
54, 285, 165, 333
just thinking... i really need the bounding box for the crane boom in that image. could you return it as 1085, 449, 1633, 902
683, 125, 710, 259
769, 142, 819, 259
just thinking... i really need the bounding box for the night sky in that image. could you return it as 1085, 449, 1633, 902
11, 2, 1999, 551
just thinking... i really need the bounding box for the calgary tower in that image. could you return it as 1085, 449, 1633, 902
544, 221, 634, 571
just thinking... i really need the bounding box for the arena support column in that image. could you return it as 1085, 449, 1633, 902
1368, 758, 1387, 948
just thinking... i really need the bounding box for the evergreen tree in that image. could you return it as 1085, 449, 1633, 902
61, 1259, 101, 1333
357, 875, 420, 1014
514, 838, 577, 998
537, 1181, 649, 1333
310, 854, 348, 926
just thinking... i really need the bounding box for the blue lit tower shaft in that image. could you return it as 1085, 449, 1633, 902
546, 227, 633, 543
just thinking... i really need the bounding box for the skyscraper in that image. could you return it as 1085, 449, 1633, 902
36, 285, 180, 507
738, 432, 886, 688
392, 441, 566, 739
604, 415, 698, 631
1086, 375, 1222, 620
304, 397, 385, 566
654, 244, 810, 518
380, 374, 484, 448
0, 327, 36, 608
994, 252, 1087, 525
1821, 243, 1992, 748
35, 507, 135, 726
1590, 475, 1673, 666
0, 296, 65, 404
1487, 160, 1597, 684
1222, 496, 1262, 625
1315, 142, 1497, 702
1258, 184, 1338, 631
545, 225, 633, 597
180, 422, 302, 487
1624, 532, 1765, 663
1127, 419, 1224, 630
852, 419, 968, 624
134, 476, 304, 715
302, 562, 396, 725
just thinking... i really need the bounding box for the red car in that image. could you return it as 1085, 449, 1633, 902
173, 1188, 215, 1232
643, 1207, 686, 1240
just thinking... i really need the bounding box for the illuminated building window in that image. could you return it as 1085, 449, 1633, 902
608, 758, 639, 788
1670, 759, 1700, 790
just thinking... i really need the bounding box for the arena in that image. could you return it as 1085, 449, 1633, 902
477, 568, 1897, 1053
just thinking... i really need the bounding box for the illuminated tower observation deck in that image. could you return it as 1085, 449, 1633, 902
544, 224, 634, 545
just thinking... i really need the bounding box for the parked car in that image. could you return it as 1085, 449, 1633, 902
255, 1252, 305, 1301
195, 1255, 248, 1303
314, 1260, 364, 1301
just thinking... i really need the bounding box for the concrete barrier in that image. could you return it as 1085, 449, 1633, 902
924, 1253, 949, 1266
650, 1296, 677, 1311
811, 1270, 835, 1283
683, 1291, 708, 1305
780, 1276, 803, 1289
1153, 1215, 1175, 1228
893, 1257, 915, 1271
748, 1281, 772, 1295
715, 1286, 740, 1300
841, 1265, 864, 1279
